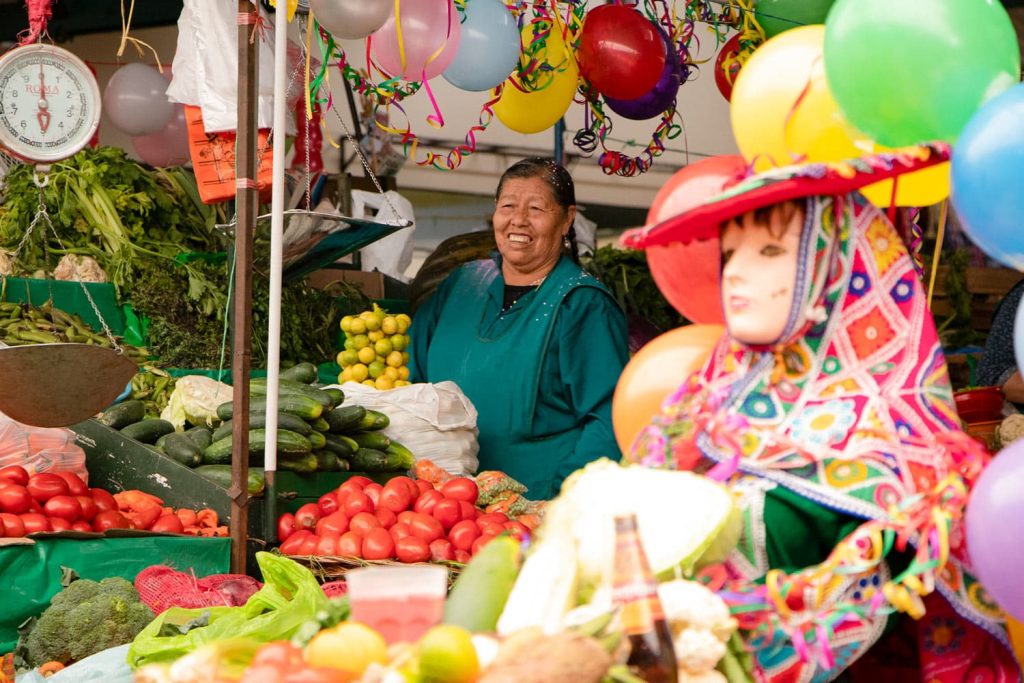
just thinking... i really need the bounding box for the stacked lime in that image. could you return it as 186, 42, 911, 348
338, 304, 412, 390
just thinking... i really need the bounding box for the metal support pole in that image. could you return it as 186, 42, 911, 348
554, 119, 566, 166
230, 0, 259, 575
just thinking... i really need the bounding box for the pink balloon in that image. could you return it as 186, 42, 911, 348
370, 0, 462, 80
131, 105, 190, 167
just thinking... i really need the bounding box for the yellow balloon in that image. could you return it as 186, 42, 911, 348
494, 26, 579, 135
1008, 617, 1024, 668
730, 25, 866, 171
860, 153, 951, 207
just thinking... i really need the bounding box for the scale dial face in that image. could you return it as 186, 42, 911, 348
0, 44, 101, 164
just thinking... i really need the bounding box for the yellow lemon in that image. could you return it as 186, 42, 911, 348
367, 330, 384, 343
351, 363, 369, 382
396, 314, 412, 334
339, 367, 353, 383
368, 360, 386, 379
394, 380, 410, 387
357, 346, 377, 365
349, 317, 367, 335
340, 315, 354, 333
389, 333, 406, 351
362, 379, 377, 387
402, 351, 410, 365
398, 366, 410, 381
305, 622, 388, 676
375, 375, 395, 390
382, 316, 399, 335
351, 334, 370, 351
375, 338, 394, 356
386, 350, 404, 368
385, 366, 399, 380
343, 338, 355, 351
417, 625, 479, 683
339, 349, 359, 367
362, 313, 381, 332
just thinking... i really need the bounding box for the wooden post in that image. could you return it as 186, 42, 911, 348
230, 0, 259, 575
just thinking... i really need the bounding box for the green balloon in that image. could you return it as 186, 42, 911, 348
824, 0, 1020, 147
754, 0, 836, 39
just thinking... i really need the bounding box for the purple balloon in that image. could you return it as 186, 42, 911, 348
605, 27, 681, 121
965, 439, 1024, 620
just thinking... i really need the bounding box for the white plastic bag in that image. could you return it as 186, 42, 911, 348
331, 381, 479, 475
0, 411, 87, 480
350, 190, 416, 282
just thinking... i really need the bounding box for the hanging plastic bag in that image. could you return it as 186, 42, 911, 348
350, 190, 416, 282
127, 552, 328, 669
0, 412, 87, 481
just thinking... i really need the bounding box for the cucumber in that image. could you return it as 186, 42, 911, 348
444, 536, 522, 632
322, 433, 358, 457
212, 412, 313, 441
194, 465, 266, 496
351, 432, 391, 451
185, 426, 213, 450
350, 447, 410, 472
356, 409, 390, 432
250, 377, 334, 410
279, 452, 318, 474
98, 400, 146, 429
322, 388, 344, 406
386, 441, 415, 470
162, 432, 203, 468
121, 418, 175, 444
324, 405, 366, 433
279, 362, 317, 384
307, 431, 327, 450
310, 417, 331, 432
313, 450, 341, 472
216, 395, 323, 422
155, 432, 173, 450
204, 428, 313, 465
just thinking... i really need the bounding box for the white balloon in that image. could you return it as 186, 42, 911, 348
103, 63, 174, 137
311, 0, 393, 41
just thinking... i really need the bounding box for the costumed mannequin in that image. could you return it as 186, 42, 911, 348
622, 146, 1021, 682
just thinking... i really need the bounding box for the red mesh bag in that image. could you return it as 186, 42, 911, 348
134, 566, 262, 614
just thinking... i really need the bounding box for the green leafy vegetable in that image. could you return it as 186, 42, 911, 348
581, 245, 687, 332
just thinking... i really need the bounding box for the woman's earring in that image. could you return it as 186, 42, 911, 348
563, 235, 571, 249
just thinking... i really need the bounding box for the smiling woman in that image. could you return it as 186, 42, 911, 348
409, 158, 629, 500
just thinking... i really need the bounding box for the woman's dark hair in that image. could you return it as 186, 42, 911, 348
496, 157, 580, 262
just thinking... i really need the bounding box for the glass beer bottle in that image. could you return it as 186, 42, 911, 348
612, 514, 678, 683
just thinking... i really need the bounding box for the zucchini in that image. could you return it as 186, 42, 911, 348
216, 395, 323, 422
356, 409, 390, 432
98, 400, 145, 429
121, 418, 175, 444
310, 417, 331, 432
307, 431, 327, 449
323, 388, 344, 406
322, 433, 358, 457
351, 432, 391, 451
212, 412, 312, 441
194, 465, 266, 496
279, 452, 318, 474
250, 377, 334, 410
313, 450, 341, 472
324, 405, 366, 433
185, 426, 213, 450
279, 362, 317, 384
162, 432, 203, 468
204, 428, 313, 465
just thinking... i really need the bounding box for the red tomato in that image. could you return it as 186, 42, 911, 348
43, 495, 82, 522
441, 477, 479, 504
337, 481, 364, 501
0, 465, 29, 486
151, 515, 185, 534
429, 538, 455, 562
0, 512, 25, 537
388, 476, 420, 499
280, 530, 315, 555
453, 549, 471, 564
338, 531, 363, 557
458, 500, 478, 521
89, 488, 118, 513
20, 513, 51, 534
395, 536, 431, 563
413, 489, 443, 515
284, 667, 351, 683
390, 522, 413, 542
503, 520, 530, 541
316, 511, 350, 537
379, 484, 412, 514
53, 472, 89, 497
277, 512, 297, 542
75, 495, 98, 522
349, 511, 381, 536
299, 534, 320, 555
432, 498, 462, 532
362, 528, 395, 560
414, 479, 434, 495
251, 641, 304, 668
316, 532, 340, 556
397, 510, 418, 526
408, 513, 444, 543
294, 503, 321, 531
374, 506, 397, 529
347, 475, 373, 488
70, 520, 93, 533
48, 517, 72, 533
477, 512, 509, 525
448, 520, 481, 551
0, 484, 31, 514
343, 491, 373, 517
317, 492, 340, 517
26, 473, 69, 503
93, 510, 131, 531
477, 520, 507, 538
363, 483, 383, 508
472, 533, 497, 555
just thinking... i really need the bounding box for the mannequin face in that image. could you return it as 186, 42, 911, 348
720, 202, 804, 346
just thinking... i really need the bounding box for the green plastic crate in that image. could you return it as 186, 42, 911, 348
0, 276, 126, 335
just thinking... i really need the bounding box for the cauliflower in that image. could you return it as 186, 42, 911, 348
0, 250, 13, 276
657, 580, 736, 675
998, 414, 1024, 448
53, 254, 108, 283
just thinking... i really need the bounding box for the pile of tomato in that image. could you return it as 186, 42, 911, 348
277, 475, 531, 563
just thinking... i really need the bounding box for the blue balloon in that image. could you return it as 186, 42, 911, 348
442, 0, 520, 92
951, 83, 1024, 270
1014, 293, 1024, 378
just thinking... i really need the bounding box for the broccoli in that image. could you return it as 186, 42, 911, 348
25, 576, 155, 667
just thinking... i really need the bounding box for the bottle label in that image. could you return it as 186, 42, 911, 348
613, 579, 666, 635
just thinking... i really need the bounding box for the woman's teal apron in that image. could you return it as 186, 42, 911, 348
425, 257, 609, 499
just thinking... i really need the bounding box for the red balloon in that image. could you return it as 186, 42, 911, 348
714, 33, 744, 102
645, 155, 748, 325
578, 6, 666, 100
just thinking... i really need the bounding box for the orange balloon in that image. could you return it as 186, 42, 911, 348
612, 324, 725, 456
1009, 617, 1024, 668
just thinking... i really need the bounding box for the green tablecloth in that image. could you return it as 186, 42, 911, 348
0, 536, 229, 654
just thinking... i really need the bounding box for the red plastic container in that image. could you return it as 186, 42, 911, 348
954, 387, 1005, 423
